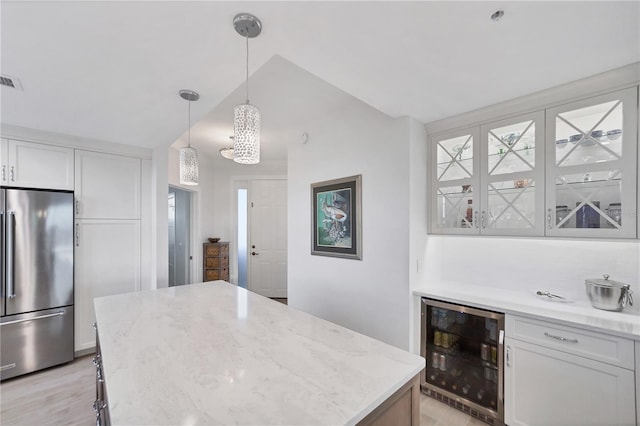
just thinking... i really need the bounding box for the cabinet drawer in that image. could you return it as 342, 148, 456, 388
221, 267, 229, 280
205, 245, 220, 256
205, 269, 220, 281
221, 255, 229, 267
205, 257, 220, 268
506, 315, 634, 369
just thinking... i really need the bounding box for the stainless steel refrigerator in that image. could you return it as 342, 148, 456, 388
1, 188, 74, 381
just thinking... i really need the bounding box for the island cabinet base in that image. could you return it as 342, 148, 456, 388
359, 374, 420, 426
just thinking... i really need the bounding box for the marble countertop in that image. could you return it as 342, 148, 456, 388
413, 283, 640, 340
94, 281, 424, 425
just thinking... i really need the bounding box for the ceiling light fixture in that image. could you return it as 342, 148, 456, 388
220, 136, 235, 160
232, 13, 262, 165
179, 89, 200, 185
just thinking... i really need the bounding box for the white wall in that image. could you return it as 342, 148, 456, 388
409, 118, 428, 353
422, 236, 640, 312
288, 99, 415, 350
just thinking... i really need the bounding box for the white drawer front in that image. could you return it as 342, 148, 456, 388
506, 315, 634, 369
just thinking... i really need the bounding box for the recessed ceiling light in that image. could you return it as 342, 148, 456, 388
491, 10, 505, 22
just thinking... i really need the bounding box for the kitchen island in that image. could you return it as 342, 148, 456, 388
94, 281, 424, 425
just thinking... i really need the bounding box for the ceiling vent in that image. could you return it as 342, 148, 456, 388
0, 75, 23, 90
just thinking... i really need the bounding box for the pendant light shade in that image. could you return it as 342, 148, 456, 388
232, 13, 262, 165
179, 146, 198, 185
178, 89, 199, 186
233, 103, 260, 164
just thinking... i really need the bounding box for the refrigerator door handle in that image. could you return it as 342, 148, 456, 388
0, 310, 66, 326
6, 210, 15, 299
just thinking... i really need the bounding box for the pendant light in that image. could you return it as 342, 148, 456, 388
232, 13, 261, 164
179, 89, 199, 185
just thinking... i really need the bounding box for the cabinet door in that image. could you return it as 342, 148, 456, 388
6, 139, 74, 190
75, 150, 141, 219
74, 220, 140, 351
480, 112, 545, 236
430, 127, 480, 234
545, 88, 638, 238
505, 338, 636, 426
0, 138, 7, 184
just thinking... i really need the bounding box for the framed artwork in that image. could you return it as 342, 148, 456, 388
311, 175, 362, 260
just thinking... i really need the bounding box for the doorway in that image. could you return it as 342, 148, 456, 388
247, 179, 288, 298
168, 186, 192, 287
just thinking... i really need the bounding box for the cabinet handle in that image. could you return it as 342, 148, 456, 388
75, 224, 80, 247
75, 199, 80, 215
506, 345, 511, 367
474, 210, 479, 229
481, 211, 487, 228
10, 166, 14, 182
547, 208, 553, 229
1, 165, 5, 181
544, 332, 578, 344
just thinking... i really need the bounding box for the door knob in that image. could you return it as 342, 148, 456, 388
251, 251, 259, 256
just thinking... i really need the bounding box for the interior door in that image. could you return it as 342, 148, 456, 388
249, 179, 287, 298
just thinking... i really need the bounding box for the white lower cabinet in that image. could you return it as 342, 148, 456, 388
505, 315, 636, 426
74, 220, 140, 351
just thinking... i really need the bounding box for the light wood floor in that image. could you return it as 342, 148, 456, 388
0, 355, 486, 425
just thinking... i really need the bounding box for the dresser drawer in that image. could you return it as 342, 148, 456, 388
506, 315, 634, 369
205, 269, 220, 281
205, 245, 221, 256
205, 257, 221, 268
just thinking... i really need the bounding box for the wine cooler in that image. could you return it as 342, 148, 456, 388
420, 298, 505, 425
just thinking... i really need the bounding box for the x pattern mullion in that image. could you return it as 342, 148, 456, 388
437, 135, 473, 181
487, 122, 535, 175
438, 187, 467, 225
556, 171, 621, 229
556, 101, 622, 166
487, 182, 535, 228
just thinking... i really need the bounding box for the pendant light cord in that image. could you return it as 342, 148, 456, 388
187, 98, 191, 148
245, 31, 250, 104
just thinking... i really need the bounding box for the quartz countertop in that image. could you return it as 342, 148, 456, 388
413, 283, 640, 340
94, 281, 424, 425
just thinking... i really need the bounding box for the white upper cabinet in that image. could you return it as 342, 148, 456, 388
545, 88, 638, 238
75, 150, 141, 219
480, 112, 545, 236
0, 139, 7, 184
0, 139, 74, 190
431, 127, 480, 234
430, 111, 545, 236
429, 86, 639, 239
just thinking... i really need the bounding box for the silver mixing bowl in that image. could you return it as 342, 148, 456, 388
585, 274, 633, 312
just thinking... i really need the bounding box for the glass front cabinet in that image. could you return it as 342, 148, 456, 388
430, 87, 638, 238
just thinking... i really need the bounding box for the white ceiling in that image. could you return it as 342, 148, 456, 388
1, 1, 639, 162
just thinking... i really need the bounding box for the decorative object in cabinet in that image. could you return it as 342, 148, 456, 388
545, 87, 637, 238
421, 298, 505, 425
203, 242, 229, 282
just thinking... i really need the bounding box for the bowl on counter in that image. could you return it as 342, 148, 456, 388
207, 237, 221, 243
585, 274, 633, 312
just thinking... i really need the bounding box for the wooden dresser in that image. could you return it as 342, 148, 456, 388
203, 242, 229, 282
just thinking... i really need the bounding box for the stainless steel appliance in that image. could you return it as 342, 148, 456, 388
1, 188, 74, 380
421, 298, 505, 425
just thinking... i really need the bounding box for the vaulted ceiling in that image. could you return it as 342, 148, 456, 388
2, 1, 638, 162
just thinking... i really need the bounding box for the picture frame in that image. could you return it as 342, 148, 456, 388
311, 174, 362, 260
